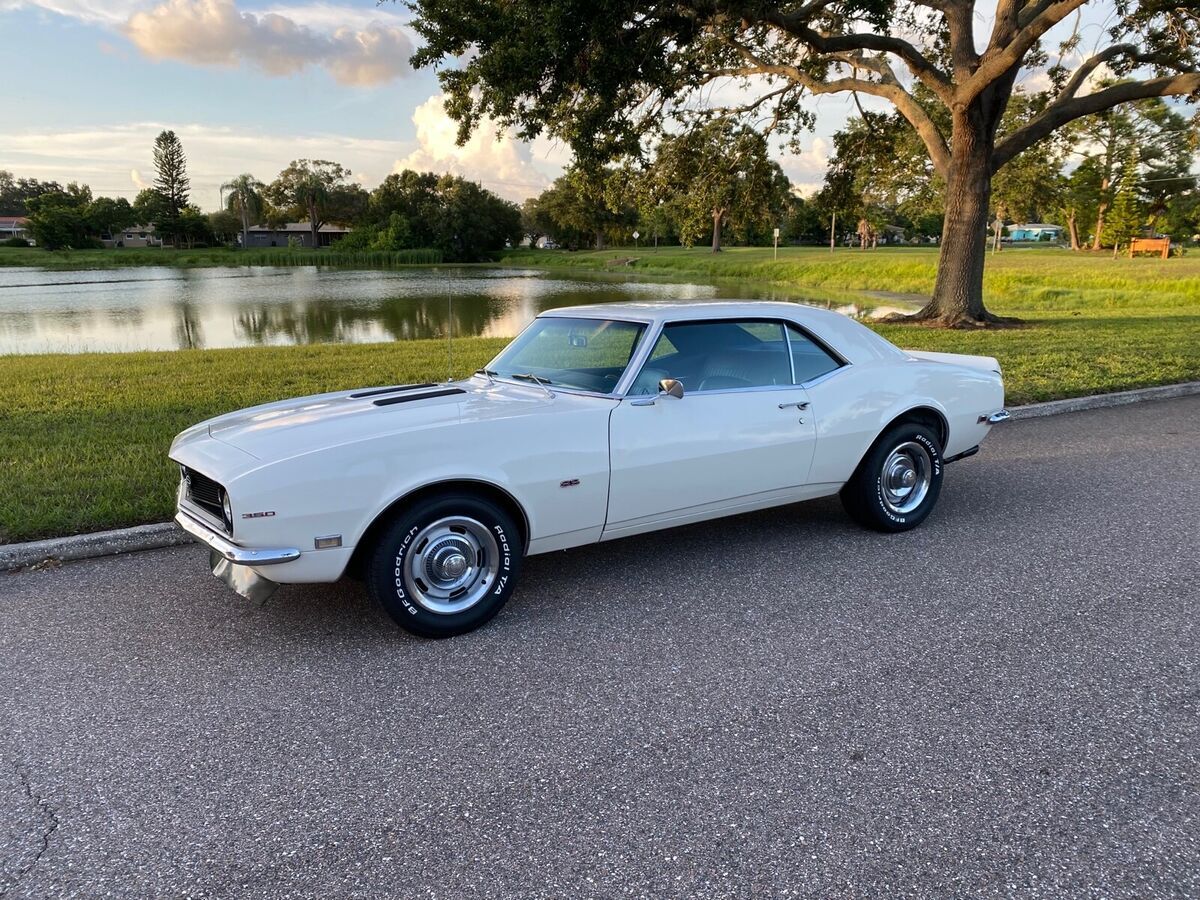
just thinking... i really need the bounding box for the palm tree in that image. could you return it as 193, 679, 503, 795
221, 174, 263, 249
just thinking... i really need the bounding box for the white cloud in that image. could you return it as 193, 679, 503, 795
393, 94, 557, 201
123, 0, 412, 85
2, 0, 415, 85
778, 135, 833, 186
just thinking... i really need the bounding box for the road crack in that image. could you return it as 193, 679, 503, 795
1, 762, 60, 898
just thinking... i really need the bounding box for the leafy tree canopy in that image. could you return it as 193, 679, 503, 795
409, 0, 1200, 325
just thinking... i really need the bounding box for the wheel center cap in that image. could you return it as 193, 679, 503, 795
440, 552, 468, 579
901, 469, 916, 487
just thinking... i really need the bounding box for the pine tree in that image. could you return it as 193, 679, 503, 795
152, 130, 190, 245
1106, 145, 1145, 257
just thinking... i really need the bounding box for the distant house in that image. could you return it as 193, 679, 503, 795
1006, 223, 1064, 242
0, 216, 30, 241
100, 226, 163, 249
242, 222, 351, 249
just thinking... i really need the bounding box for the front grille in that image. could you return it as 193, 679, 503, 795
182, 466, 226, 525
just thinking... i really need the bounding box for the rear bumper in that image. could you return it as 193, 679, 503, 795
174, 510, 301, 566
979, 409, 1010, 424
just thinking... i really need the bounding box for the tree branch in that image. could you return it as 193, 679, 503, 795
757, 9, 955, 101
993, 72, 1200, 168
939, 0, 980, 74
964, 0, 1089, 103
714, 39, 952, 177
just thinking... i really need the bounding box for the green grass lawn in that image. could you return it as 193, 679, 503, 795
501, 245, 1200, 312
2, 245, 1198, 543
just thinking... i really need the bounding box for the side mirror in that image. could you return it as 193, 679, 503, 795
658, 378, 684, 399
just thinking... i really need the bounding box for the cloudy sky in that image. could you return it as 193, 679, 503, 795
0, 1, 1136, 210
0, 0, 868, 208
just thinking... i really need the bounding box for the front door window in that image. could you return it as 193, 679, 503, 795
632, 319, 793, 394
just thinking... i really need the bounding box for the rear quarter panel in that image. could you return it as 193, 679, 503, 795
805, 359, 1004, 485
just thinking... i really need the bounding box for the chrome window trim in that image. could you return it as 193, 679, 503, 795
800, 366, 850, 389
619, 315, 849, 398
783, 323, 797, 385
631, 382, 811, 401
497, 311, 854, 399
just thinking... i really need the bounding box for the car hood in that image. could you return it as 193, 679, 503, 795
181, 378, 615, 462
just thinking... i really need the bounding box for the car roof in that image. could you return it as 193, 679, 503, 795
537, 300, 905, 364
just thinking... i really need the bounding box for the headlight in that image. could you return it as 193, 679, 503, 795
222, 491, 234, 533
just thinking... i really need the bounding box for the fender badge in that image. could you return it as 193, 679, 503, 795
241, 511, 276, 519
559, 479, 581, 488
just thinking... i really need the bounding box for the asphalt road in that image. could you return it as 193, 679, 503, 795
2, 397, 1197, 899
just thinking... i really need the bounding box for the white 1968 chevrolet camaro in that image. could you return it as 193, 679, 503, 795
171, 301, 1007, 637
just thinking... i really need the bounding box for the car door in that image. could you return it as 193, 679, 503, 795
604, 319, 820, 538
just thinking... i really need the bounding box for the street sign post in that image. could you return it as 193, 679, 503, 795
773, 227, 780, 260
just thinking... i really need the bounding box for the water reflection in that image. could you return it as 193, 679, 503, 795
0, 265, 843, 355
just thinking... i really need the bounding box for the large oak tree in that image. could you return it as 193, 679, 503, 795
410, 1, 1200, 326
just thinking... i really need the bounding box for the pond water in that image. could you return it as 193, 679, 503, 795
0, 265, 849, 355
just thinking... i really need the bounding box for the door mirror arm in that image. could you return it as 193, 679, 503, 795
628, 378, 685, 407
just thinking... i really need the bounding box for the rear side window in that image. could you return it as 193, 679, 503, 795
786, 324, 841, 383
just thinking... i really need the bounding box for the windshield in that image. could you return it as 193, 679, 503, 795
484, 317, 647, 394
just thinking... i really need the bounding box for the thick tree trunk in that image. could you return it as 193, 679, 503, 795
901, 108, 1016, 328
710, 210, 723, 253
240, 205, 249, 250
912, 130, 994, 324
594, 230, 606, 250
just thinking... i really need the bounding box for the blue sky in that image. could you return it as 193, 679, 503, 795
0, 0, 1170, 210
0, 0, 865, 208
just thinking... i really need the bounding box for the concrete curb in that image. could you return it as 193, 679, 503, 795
1009, 380, 1200, 419
2, 522, 193, 571
4, 380, 1199, 571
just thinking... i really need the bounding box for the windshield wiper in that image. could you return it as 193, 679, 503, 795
511, 372, 555, 397
474, 367, 498, 384
511, 372, 554, 385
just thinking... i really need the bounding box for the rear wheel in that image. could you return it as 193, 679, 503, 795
840, 422, 944, 532
366, 493, 523, 637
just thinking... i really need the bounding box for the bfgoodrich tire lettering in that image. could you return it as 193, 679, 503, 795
367, 493, 523, 638
840, 422, 944, 533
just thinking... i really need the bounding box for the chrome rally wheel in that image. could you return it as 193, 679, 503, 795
880, 440, 933, 517
840, 421, 944, 532
367, 493, 523, 638
405, 516, 500, 615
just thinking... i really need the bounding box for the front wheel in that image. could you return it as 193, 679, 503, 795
366, 493, 523, 637
840, 422, 944, 532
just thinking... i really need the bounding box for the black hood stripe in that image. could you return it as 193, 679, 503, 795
373, 388, 466, 407
350, 382, 438, 399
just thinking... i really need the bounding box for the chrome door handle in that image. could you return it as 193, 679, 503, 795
779, 401, 809, 410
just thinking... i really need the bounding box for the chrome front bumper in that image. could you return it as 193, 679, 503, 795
176, 510, 300, 602
174, 510, 300, 565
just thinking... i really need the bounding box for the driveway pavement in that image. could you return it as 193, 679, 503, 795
1, 396, 1197, 899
